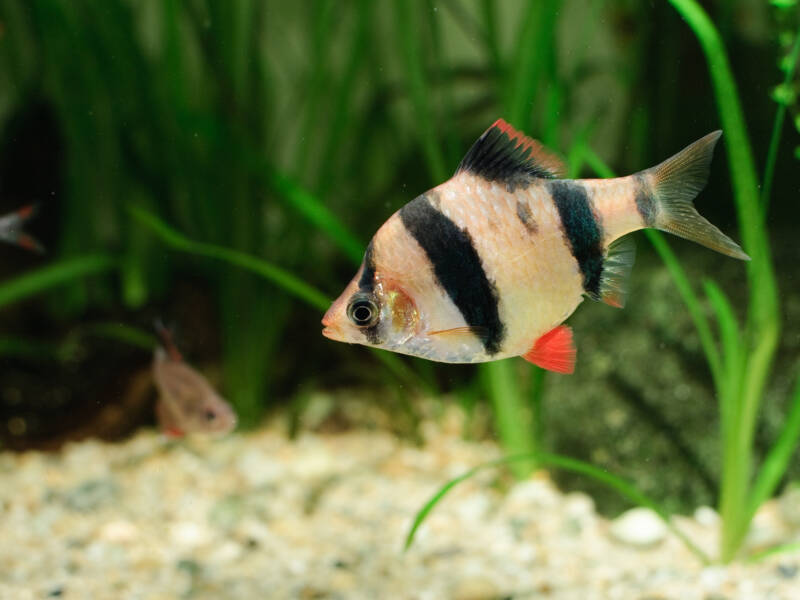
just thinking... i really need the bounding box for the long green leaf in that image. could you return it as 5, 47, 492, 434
404, 451, 710, 564
127, 203, 331, 311
484, 360, 536, 477
746, 374, 800, 522
669, 0, 781, 563
0, 254, 118, 309
267, 169, 365, 265
394, 1, 447, 182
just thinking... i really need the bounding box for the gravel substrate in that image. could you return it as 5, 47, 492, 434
1, 405, 800, 599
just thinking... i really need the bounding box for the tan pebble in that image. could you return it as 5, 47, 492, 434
745, 500, 790, 551
778, 485, 800, 529
693, 505, 719, 527
329, 570, 357, 591
450, 575, 500, 600
208, 540, 242, 564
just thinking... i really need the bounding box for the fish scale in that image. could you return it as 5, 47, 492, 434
433, 174, 585, 359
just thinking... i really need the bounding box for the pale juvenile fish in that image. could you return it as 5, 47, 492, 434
322, 119, 748, 373
152, 322, 237, 437
0, 204, 44, 252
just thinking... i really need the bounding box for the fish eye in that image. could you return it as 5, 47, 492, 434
346, 293, 379, 327
204, 409, 217, 421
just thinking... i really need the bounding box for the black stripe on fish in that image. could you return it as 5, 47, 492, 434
356, 239, 380, 344
634, 174, 656, 227
400, 194, 505, 355
358, 239, 376, 290
515, 199, 537, 234
549, 180, 604, 299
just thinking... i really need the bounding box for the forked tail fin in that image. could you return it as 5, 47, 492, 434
642, 131, 749, 260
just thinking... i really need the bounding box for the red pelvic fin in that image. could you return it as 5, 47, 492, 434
163, 426, 185, 438
522, 325, 576, 374
16, 233, 45, 254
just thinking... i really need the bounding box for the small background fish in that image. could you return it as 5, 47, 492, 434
323, 120, 747, 372
152, 321, 237, 437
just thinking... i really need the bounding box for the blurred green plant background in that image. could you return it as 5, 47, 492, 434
0, 0, 799, 562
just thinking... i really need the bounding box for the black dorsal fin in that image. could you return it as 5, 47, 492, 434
456, 119, 566, 188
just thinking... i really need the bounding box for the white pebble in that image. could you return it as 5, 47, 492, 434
170, 521, 212, 549
98, 520, 138, 544
693, 506, 720, 527
609, 507, 667, 547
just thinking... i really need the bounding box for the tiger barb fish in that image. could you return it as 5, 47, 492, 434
152, 322, 237, 436
322, 119, 748, 373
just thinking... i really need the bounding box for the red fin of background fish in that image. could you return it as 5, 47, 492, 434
522, 325, 576, 374
16, 232, 45, 253
647, 131, 749, 260
598, 236, 636, 308
0, 204, 45, 253
456, 118, 566, 182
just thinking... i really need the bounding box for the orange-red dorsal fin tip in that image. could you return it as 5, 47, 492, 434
522, 325, 576, 374
456, 118, 566, 183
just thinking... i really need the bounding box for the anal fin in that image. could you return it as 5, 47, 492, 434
598, 236, 636, 308
522, 325, 576, 374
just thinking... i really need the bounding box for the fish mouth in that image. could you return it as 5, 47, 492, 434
321, 313, 342, 340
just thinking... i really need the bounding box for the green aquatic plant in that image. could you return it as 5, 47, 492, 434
669, 0, 789, 563
0, 254, 117, 309
404, 451, 710, 564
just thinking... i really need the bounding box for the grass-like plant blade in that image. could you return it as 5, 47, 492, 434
761, 26, 800, 216
127, 203, 331, 311
0, 254, 118, 309
668, 0, 777, 326
746, 374, 800, 524
507, 1, 558, 130
403, 451, 710, 564
669, 0, 780, 563
314, 0, 372, 193
77, 322, 157, 351
267, 169, 365, 265
483, 361, 536, 477
0, 337, 60, 360
394, 1, 447, 182
703, 280, 742, 397
747, 541, 800, 564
